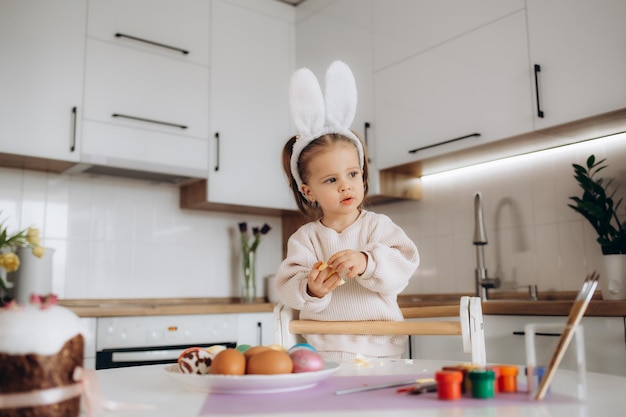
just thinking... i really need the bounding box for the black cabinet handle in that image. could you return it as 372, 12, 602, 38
513, 331, 561, 337
408, 133, 480, 154
534, 64, 545, 118
364, 122, 371, 148
214, 132, 220, 172
115, 33, 189, 55
364, 122, 372, 163
70, 106, 77, 152
112, 113, 187, 129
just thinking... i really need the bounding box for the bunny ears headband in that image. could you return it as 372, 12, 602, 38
289, 60, 364, 195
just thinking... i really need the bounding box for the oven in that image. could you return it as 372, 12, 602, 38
95, 314, 238, 370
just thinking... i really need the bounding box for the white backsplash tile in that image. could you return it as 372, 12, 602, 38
0, 167, 283, 300
2, 132, 624, 299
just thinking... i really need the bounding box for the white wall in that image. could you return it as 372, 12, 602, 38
0, 170, 283, 299
2, 133, 625, 299
378, 132, 626, 296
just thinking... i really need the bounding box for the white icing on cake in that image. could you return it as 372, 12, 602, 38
0, 305, 84, 355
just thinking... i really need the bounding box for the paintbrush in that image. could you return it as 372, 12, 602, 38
335, 378, 435, 395
534, 271, 599, 400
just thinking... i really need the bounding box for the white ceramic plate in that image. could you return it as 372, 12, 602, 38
164, 361, 341, 394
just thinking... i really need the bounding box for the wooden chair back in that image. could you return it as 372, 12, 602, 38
274, 296, 486, 365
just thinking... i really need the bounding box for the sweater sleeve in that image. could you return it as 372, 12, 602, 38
357, 214, 419, 295
274, 225, 331, 313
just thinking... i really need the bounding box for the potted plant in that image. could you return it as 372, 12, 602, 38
569, 154, 626, 299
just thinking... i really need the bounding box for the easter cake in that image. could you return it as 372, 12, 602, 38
0, 296, 85, 417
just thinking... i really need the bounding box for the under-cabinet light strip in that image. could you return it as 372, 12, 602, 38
420, 131, 626, 182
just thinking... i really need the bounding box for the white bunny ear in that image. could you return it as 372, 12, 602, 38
288, 61, 364, 197
324, 61, 357, 130
289, 68, 325, 140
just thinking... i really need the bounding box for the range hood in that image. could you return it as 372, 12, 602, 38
63, 162, 202, 185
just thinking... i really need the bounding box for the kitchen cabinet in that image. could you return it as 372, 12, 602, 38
80, 0, 210, 180
407, 316, 473, 363
526, 0, 626, 130
237, 312, 275, 347
0, 0, 85, 162
295, 0, 375, 162
371, 0, 525, 71
410, 314, 626, 377
527, 0, 626, 129
86, 0, 210, 66
207, 0, 295, 210
374, 10, 533, 169
483, 315, 626, 377
294, 0, 420, 202
81, 317, 97, 369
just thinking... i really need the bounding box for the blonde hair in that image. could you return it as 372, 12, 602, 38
282, 133, 370, 221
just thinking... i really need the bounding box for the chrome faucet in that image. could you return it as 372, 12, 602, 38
473, 192, 500, 301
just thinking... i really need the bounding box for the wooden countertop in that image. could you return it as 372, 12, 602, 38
59, 297, 275, 317
59, 294, 626, 318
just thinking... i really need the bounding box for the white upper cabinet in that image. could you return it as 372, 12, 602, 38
294, 0, 377, 173
81, 0, 210, 179
372, 0, 525, 71
374, 10, 533, 169
526, 0, 626, 129
295, 0, 374, 140
0, 0, 86, 162
208, 0, 295, 210
87, 0, 210, 66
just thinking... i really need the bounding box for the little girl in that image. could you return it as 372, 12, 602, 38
275, 61, 419, 360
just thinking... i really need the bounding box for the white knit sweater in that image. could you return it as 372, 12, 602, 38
275, 210, 420, 357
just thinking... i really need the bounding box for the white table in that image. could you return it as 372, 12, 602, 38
94, 360, 626, 416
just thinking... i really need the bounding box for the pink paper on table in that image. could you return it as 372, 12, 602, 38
199, 374, 574, 415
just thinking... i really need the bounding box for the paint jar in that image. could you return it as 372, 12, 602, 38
444, 364, 477, 393
496, 365, 519, 393
468, 369, 496, 399
441, 366, 467, 393
525, 366, 550, 396
435, 370, 463, 401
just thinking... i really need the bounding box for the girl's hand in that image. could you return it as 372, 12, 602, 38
306, 262, 343, 298
328, 250, 367, 279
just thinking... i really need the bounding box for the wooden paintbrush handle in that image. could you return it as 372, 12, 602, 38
534, 302, 585, 400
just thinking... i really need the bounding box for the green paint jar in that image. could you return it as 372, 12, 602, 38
468, 369, 496, 399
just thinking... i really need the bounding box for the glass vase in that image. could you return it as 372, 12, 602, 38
241, 250, 256, 303
0, 266, 8, 302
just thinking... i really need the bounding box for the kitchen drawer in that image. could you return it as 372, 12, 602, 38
82, 38, 209, 177
81, 121, 209, 177
84, 39, 209, 140
87, 0, 210, 66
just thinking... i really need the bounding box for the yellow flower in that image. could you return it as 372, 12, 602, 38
0, 252, 20, 273
26, 228, 41, 246
31, 245, 46, 258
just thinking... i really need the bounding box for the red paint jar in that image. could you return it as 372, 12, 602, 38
487, 366, 502, 393
442, 364, 475, 393
435, 370, 464, 401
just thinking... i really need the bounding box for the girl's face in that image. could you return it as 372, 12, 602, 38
301, 142, 364, 222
